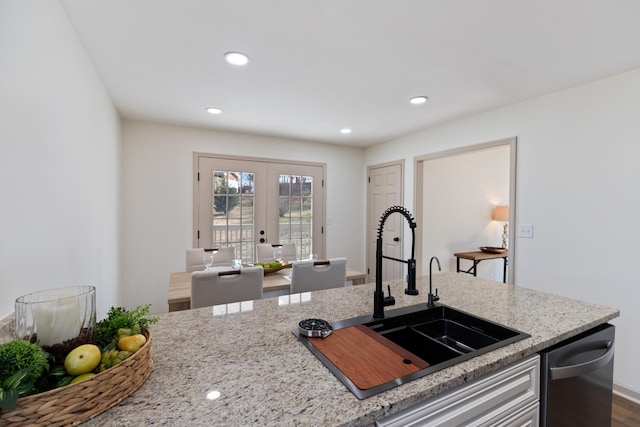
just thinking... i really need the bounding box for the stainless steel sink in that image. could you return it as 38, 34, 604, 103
294, 303, 529, 399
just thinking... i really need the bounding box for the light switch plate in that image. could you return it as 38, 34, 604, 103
518, 224, 534, 238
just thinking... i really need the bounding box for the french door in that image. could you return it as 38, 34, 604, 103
195, 154, 325, 263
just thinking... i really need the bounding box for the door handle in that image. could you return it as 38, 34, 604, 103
393, 237, 400, 242
260, 238, 265, 243
549, 340, 615, 380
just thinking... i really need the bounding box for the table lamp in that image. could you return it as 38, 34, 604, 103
493, 205, 509, 248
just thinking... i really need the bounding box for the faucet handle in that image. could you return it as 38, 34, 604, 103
384, 285, 396, 307
427, 288, 440, 308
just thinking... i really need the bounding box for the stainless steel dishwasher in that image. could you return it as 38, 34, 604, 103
539, 323, 615, 427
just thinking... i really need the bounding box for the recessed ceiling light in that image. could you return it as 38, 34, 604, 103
206, 390, 221, 400
340, 128, 352, 134
206, 107, 222, 115
224, 51, 249, 66
409, 96, 429, 105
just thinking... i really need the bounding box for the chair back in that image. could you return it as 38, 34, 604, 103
186, 247, 236, 272
290, 257, 347, 293
190, 266, 263, 308
212, 246, 235, 267
280, 243, 297, 262
186, 248, 205, 272
256, 243, 297, 263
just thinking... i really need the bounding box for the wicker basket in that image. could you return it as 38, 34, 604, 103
0, 331, 153, 426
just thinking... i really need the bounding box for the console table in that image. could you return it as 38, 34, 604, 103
454, 250, 509, 283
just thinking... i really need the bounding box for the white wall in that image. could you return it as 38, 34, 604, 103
121, 120, 365, 313
0, 1, 121, 320
365, 68, 640, 397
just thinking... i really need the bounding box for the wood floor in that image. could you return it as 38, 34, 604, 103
612, 394, 640, 427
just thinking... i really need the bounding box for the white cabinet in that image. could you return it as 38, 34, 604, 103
375, 355, 540, 427
493, 402, 539, 427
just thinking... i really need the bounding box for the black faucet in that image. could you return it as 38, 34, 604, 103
427, 256, 441, 308
374, 206, 418, 319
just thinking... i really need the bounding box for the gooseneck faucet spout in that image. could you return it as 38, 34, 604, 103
427, 256, 441, 308
374, 206, 418, 319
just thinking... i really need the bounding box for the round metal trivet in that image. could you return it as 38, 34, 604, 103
298, 318, 333, 338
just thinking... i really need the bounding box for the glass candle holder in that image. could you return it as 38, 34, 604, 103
15, 286, 96, 362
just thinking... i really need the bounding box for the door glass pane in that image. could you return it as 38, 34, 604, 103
279, 178, 290, 196
300, 220, 312, 256
278, 197, 290, 218
291, 175, 301, 196
290, 197, 302, 217
211, 170, 255, 263
301, 179, 312, 197
278, 174, 313, 260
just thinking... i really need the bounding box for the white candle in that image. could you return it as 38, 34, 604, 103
36, 292, 81, 346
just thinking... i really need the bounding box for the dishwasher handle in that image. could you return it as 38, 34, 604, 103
549, 340, 614, 380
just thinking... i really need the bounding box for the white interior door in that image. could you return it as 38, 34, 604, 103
367, 162, 403, 283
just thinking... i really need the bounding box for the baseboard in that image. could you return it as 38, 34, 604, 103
614, 382, 640, 405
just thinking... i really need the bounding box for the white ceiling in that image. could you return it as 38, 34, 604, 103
60, 0, 640, 148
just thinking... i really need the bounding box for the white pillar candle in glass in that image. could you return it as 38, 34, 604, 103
35, 292, 81, 347
15, 286, 96, 355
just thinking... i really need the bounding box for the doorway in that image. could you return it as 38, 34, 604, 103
194, 153, 326, 263
414, 137, 516, 283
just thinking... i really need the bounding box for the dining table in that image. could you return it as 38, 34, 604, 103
168, 266, 366, 312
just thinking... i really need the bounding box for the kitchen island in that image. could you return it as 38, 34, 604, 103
84, 272, 618, 426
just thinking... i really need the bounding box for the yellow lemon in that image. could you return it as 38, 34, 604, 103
70, 372, 96, 384
64, 344, 101, 376
117, 334, 147, 353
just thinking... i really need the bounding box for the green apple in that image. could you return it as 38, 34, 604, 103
64, 344, 101, 376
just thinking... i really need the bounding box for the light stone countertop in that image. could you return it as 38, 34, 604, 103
83, 272, 619, 426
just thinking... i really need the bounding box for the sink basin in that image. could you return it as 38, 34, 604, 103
294, 303, 529, 399
377, 326, 462, 364
368, 305, 521, 361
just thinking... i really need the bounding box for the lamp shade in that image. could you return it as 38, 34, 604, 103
493, 205, 509, 222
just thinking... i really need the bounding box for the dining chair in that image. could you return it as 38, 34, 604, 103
190, 266, 264, 308
186, 247, 236, 272
256, 243, 297, 263
290, 257, 347, 293
280, 243, 297, 262
211, 246, 235, 267
186, 248, 206, 272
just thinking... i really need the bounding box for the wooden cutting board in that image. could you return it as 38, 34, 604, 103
308, 324, 429, 390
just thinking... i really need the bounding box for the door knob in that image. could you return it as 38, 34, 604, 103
260, 238, 265, 243
393, 237, 400, 242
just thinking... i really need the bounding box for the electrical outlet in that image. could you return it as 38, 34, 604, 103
518, 224, 534, 238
